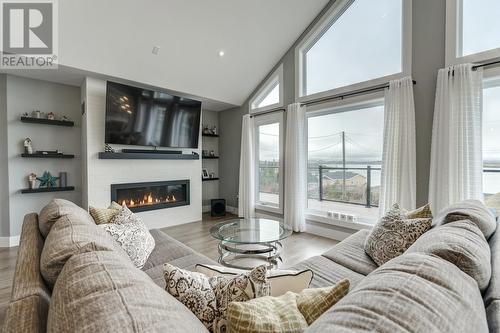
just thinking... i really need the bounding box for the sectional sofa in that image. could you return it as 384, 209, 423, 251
2, 199, 499, 332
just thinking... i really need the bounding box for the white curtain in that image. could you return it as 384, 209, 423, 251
429, 63, 483, 213
284, 103, 307, 232
238, 114, 255, 218
379, 76, 417, 214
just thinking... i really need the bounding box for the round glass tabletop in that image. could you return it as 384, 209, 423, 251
210, 218, 293, 244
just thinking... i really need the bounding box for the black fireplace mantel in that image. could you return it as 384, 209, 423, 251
111, 180, 190, 213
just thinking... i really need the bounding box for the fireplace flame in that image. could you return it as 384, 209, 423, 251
119, 193, 178, 208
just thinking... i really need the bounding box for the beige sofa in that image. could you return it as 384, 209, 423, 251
2, 199, 499, 332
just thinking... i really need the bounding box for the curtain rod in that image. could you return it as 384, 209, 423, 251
302, 80, 417, 107
472, 59, 500, 71
249, 107, 286, 118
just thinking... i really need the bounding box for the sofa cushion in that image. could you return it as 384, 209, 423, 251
142, 229, 209, 271
290, 255, 364, 289
433, 199, 497, 239
485, 221, 500, 307
47, 250, 208, 333
40, 213, 127, 288
364, 204, 432, 266
306, 253, 488, 333
322, 230, 377, 276
38, 199, 92, 238
486, 300, 500, 333
406, 219, 491, 291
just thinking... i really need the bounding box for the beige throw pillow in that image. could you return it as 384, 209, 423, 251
164, 264, 270, 333
226, 279, 350, 333
365, 204, 432, 266
89, 202, 121, 225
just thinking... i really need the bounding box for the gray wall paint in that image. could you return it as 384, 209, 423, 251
219, 0, 446, 212
0, 75, 9, 237
202, 110, 220, 207
412, 0, 445, 206
3, 75, 82, 237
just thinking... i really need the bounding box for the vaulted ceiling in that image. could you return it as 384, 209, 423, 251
54, 0, 329, 110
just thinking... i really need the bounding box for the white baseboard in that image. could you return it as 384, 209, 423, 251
0, 235, 20, 248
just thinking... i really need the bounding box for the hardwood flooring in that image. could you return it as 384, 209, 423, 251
0, 213, 337, 325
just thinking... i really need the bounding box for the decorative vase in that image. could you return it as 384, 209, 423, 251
59, 172, 67, 187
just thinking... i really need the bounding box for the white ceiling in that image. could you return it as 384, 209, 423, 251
53, 0, 329, 110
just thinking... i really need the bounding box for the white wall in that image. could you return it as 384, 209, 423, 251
82, 77, 202, 229
5, 75, 82, 238
0, 75, 10, 238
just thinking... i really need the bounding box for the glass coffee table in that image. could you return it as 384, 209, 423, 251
210, 218, 293, 270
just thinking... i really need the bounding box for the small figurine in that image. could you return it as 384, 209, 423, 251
105, 144, 115, 153
23, 138, 33, 154
36, 171, 59, 188
210, 150, 216, 157
61, 115, 70, 121
212, 126, 217, 135
22, 112, 29, 117
32, 110, 41, 118
28, 173, 37, 189
47, 112, 55, 120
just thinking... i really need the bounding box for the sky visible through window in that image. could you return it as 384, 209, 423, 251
258, 123, 280, 205
483, 85, 500, 209
305, 0, 402, 96
462, 0, 500, 57
257, 83, 280, 109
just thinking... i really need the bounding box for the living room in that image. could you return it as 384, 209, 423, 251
1, 0, 499, 332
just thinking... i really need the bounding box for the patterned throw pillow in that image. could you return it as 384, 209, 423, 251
226, 279, 350, 333
163, 264, 270, 333
99, 205, 155, 268
364, 204, 432, 266
89, 202, 121, 225
406, 203, 433, 219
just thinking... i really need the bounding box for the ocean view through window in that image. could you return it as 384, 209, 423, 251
307, 102, 384, 222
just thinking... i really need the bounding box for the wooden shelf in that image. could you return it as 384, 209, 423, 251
21, 116, 74, 127
202, 156, 219, 159
202, 133, 219, 137
98, 152, 199, 160
202, 178, 219, 182
21, 186, 75, 194
21, 153, 75, 159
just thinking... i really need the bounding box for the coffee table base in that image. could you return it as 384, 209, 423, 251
217, 241, 283, 270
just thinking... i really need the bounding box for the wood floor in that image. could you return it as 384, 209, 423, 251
0, 213, 337, 325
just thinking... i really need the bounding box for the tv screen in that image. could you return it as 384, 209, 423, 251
105, 81, 201, 149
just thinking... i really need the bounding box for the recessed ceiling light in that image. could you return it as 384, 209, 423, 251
218, 50, 225, 57
152, 46, 160, 55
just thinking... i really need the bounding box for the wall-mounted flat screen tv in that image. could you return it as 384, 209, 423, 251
105, 81, 202, 149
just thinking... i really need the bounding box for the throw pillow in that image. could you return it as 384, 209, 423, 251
364, 204, 432, 266
99, 205, 155, 268
195, 264, 313, 297
226, 279, 350, 333
406, 203, 433, 219
89, 202, 121, 225
164, 263, 270, 333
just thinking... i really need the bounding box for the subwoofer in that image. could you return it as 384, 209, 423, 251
211, 199, 226, 217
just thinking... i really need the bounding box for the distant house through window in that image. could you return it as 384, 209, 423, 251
307, 99, 384, 222
250, 64, 284, 114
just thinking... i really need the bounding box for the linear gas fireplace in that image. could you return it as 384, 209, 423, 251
111, 180, 190, 213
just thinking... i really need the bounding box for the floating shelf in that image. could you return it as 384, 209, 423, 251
202, 133, 219, 137
202, 156, 219, 159
98, 152, 199, 160
21, 153, 75, 159
202, 178, 219, 182
21, 116, 74, 127
21, 186, 75, 194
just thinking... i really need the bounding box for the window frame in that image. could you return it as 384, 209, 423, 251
446, 0, 500, 66
304, 91, 385, 226
294, 0, 412, 102
253, 112, 285, 214
249, 64, 284, 114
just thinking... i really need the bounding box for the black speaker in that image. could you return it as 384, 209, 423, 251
211, 199, 226, 217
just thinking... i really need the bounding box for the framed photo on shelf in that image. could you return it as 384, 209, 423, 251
202, 169, 210, 179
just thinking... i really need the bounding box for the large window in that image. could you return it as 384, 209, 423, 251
483, 81, 500, 211
447, 0, 500, 64
250, 64, 284, 114
254, 113, 284, 213
296, 0, 410, 100
307, 100, 384, 222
